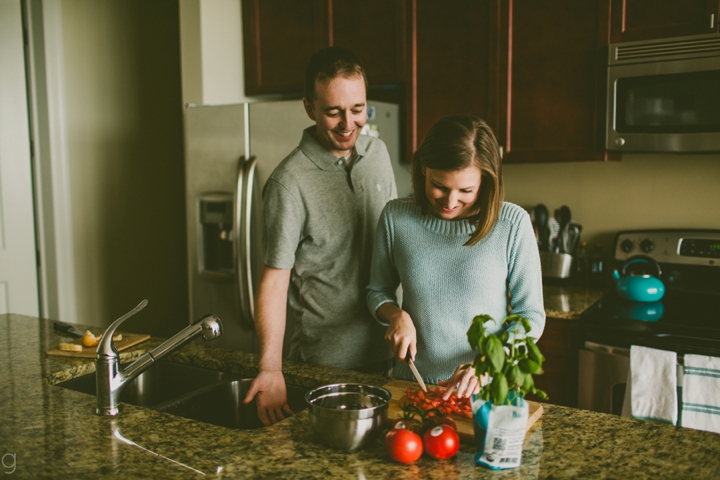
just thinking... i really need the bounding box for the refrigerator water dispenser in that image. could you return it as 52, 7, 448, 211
198, 194, 233, 274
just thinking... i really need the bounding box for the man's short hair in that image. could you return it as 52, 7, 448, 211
304, 46, 368, 103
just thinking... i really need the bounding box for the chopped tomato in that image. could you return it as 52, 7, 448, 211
404, 387, 473, 419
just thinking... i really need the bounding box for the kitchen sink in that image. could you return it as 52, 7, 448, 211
156, 379, 310, 430
55, 361, 311, 429
56, 361, 231, 408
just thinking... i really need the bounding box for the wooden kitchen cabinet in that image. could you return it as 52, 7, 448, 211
242, 0, 406, 96
610, 0, 719, 44
242, 0, 328, 96
526, 317, 583, 408
405, 0, 614, 163
493, 0, 613, 163
244, 0, 618, 163
407, 0, 496, 156
332, 1, 406, 87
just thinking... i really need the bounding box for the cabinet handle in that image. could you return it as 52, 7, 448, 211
712, 13, 716, 30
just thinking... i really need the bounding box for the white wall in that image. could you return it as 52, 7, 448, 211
504, 152, 720, 253
180, 0, 250, 105
55, 0, 188, 334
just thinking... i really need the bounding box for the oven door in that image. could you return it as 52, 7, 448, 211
578, 342, 629, 415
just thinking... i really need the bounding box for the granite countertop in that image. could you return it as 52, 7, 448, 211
542, 285, 604, 321
2, 313, 720, 479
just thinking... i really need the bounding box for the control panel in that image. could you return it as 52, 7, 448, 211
614, 230, 720, 267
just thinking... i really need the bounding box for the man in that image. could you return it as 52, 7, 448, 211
243, 47, 398, 426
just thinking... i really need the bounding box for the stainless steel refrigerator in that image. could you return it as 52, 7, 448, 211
183, 99, 409, 354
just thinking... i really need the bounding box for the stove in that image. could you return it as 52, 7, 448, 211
578, 229, 720, 415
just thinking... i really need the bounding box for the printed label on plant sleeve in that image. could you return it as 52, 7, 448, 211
478, 404, 527, 469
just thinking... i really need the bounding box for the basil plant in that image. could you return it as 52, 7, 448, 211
466, 314, 547, 406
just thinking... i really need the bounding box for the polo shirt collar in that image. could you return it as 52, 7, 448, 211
300, 126, 369, 170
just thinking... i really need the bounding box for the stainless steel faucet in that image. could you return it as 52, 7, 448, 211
95, 299, 223, 416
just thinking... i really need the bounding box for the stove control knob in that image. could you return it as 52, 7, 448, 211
640, 238, 655, 253
620, 239, 634, 253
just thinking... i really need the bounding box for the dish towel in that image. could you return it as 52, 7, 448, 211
621, 345, 677, 425
680, 354, 720, 434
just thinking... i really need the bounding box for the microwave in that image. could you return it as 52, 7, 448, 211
607, 34, 720, 153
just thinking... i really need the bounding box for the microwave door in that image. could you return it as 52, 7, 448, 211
607, 56, 720, 152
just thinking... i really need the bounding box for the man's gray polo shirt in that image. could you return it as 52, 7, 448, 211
262, 126, 397, 369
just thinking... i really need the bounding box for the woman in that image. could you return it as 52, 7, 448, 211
366, 115, 545, 399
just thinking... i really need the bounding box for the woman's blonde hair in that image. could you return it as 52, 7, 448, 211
411, 115, 504, 246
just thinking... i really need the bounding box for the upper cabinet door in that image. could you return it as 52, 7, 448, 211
610, 0, 720, 43
409, 0, 496, 155
495, 0, 614, 163
332, 0, 406, 87
242, 0, 406, 97
242, 0, 329, 96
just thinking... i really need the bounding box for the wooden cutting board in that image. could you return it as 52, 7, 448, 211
383, 379, 543, 444
45, 333, 150, 358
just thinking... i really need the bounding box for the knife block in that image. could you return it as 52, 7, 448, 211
540, 251, 573, 278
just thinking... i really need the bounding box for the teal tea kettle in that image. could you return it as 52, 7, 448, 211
613, 256, 665, 302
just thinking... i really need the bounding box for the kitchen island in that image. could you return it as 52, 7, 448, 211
2, 312, 719, 479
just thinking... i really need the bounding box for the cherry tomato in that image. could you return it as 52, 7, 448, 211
423, 425, 460, 460
385, 428, 423, 464
405, 387, 472, 418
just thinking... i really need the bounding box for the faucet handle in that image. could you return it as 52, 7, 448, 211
97, 299, 149, 356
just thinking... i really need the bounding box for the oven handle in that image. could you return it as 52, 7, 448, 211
584, 341, 630, 357
584, 341, 685, 366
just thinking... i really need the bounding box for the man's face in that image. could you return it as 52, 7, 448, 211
303, 75, 367, 158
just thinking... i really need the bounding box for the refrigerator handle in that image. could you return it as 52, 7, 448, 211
235, 156, 257, 330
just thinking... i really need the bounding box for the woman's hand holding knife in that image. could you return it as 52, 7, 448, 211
378, 303, 417, 362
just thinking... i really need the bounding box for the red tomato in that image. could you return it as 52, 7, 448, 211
385, 428, 423, 464
435, 416, 457, 432
423, 425, 460, 460
391, 418, 422, 434
420, 415, 457, 436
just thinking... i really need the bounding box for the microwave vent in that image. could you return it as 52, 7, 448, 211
612, 35, 720, 64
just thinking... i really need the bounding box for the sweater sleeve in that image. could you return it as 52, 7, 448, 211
366, 204, 401, 326
506, 206, 546, 339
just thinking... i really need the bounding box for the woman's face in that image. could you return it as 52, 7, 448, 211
423, 165, 482, 220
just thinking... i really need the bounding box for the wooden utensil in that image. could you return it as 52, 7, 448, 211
383, 379, 543, 444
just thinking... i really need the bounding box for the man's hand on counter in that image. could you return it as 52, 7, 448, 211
243, 370, 295, 426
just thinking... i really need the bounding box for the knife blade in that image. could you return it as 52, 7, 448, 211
53, 321, 85, 338
407, 357, 427, 393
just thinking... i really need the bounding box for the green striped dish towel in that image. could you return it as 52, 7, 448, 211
680, 354, 720, 434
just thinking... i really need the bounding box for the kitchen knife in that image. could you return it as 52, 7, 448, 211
53, 321, 85, 338
407, 357, 428, 393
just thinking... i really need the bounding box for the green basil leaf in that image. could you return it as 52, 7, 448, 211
485, 336, 505, 372
522, 372, 534, 391
466, 323, 482, 351
523, 358, 542, 374
507, 365, 523, 389
491, 375, 508, 405
520, 317, 532, 334
526, 338, 545, 363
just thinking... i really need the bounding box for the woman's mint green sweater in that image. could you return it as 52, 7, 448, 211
367, 199, 545, 385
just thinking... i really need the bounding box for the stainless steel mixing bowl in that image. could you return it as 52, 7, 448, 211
305, 383, 392, 451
